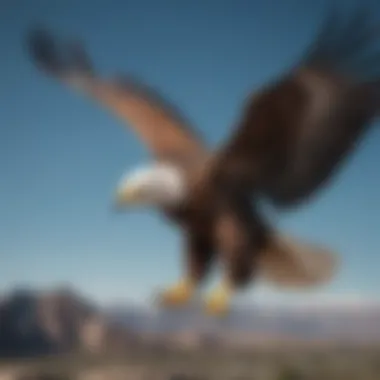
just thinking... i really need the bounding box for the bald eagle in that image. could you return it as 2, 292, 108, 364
27, 8, 379, 315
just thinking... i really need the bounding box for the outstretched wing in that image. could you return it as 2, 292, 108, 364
27, 28, 208, 167
201, 5, 380, 206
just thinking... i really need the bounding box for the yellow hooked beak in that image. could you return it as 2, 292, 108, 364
114, 186, 142, 209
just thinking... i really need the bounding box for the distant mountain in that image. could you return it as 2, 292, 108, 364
106, 301, 380, 346
1, 286, 380, 359
0, 287, 134, 358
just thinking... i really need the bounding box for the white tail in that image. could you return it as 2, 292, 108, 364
258, 233, 340, 288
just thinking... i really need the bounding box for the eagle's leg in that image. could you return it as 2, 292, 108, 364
205, 254, 253, 316
157, 232, 215, 309
205, 199, 266, 316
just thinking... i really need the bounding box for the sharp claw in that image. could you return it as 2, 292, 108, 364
154, 279, 195, 309
204, 282, 233, 317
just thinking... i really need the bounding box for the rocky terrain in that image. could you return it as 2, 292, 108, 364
0, 287, 380, 379
0, 345, 379, 380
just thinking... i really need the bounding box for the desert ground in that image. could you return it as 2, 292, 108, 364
1, 345, 379, 380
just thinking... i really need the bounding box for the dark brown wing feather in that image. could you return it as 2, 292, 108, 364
180, 7, 377, 291
204, 6, 380, 208
27, 29, 208, 168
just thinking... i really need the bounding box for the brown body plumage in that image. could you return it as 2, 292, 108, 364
27, 7, 379, 314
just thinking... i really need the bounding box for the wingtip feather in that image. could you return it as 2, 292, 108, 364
27, 27, 64, 74
26, 27, 94, 77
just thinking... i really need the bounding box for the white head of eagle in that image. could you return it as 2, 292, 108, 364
114, 162, 187, 208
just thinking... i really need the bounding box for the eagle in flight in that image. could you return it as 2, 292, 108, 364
27, 6, 379, 316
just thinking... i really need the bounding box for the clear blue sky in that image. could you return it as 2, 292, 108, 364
1, 0, 380, 306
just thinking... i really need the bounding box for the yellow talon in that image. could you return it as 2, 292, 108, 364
157, 278, 195, 308
205, 281, 233, 317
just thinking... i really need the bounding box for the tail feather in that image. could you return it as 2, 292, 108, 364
258, 233, 339, 289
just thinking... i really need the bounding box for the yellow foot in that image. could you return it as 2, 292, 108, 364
156, 278, 195, 308
204, 282, 233, 317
